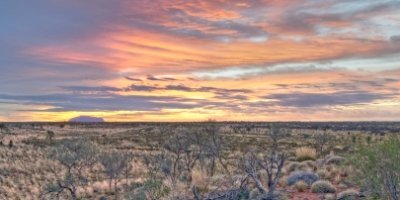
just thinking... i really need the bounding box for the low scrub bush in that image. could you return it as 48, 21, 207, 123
311, 180, 336, 193
294, 181, 309, 192
336, 189, 359, 200
324, 155, 345, 165
296, 147, 317, 162
287, 171, 319, 186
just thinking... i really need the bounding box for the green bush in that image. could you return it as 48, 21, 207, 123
351, 137, 400, 200
311, 180, 336, 193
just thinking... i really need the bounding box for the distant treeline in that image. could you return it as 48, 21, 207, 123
1, 121, 399, 134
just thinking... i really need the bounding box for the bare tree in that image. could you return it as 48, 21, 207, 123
42, 139, 98, 200
99, 150, 133, 193
313, 129, 331, 156
122, 153, 134, 186
241, 151, 286, 200
163, 129, 186, 185
163, 126, 205, 186
265, 125, 289, 152
46, 130, 55, 144
141, 152, 173, 200
239, 127, 288, 200
182, 128, 204, 185
203, 124, 230, 176
143, 151, 172, 178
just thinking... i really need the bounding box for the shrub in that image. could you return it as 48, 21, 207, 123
287, 171, 319, 186
316, 169, 331, 180
311, 180, 336, 193
296, 147, 317, 162
324, 194, 335, 200
294, 181, 309, 192
44, 139, 99, 200
336, 189, 359, 200
99, 150, 133, 192
46, 130, 55, 143
286, 161, 300, 173
351, 137, 400, 200
142, 176, 171, 200
324, 155, 345, 165
297, 160, 317, 171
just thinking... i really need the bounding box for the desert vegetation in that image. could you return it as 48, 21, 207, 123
0, 122, 399, 200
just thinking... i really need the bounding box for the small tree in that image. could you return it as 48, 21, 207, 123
0, 124, 5, 133
8, 140, 13, 148
163, 130, 186, 185
265, 125, 290, 153
241, 127, 288, 199
46, 130, 55, 144
164, 127, 203, 186
122, 153, 134, 186
99, 150, 133, 193
140, 152, 172, 200
241, 151, 286, 199
313, 129, 331, 156
203, 124, 230, 176
42, 139, 98, 200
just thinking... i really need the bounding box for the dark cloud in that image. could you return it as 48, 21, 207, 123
214, 94, 248, 100
390, 35, 400, 42
123, 84, 252, 94
273, 1, 400, 35
198, 87, 251, 93
0, 93, 199, 111
165, 84, 193, 91
124, 76, 142, 81
265, 91, 391, 107
147, 75, 178, 81
60, 86, 121, 92
273, 78, 400, 91
127, 84, 162, 92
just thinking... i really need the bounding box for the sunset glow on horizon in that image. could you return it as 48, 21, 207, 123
1, 0, 400, 122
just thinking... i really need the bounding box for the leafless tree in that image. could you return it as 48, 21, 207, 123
241, 150, 286, 200
99, 150, 133, 193
143, 151, 171, 177
163, 129, 187, 184
42, 139, 98, 200
163, 126, 205, 185
46, 130, 55, 144
313, 129, 331, 156
265, 125, 289, 152
122, 153, 134, 186
203, 124, 230, 176
238, 127, 288, 199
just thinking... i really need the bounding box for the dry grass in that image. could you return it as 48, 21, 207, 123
0, 122, 391, 199
294, 180, 309, 192
295, 147, 317, 162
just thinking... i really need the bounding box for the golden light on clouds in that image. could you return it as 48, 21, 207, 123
1, 0, 400, 121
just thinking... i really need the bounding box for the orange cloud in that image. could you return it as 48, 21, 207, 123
27, 27, 394, 76
4, 0, 400, 122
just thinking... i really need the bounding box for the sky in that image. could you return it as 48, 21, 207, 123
0, 0, 400, 122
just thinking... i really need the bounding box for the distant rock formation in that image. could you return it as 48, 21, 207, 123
69, 116, 104, 123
